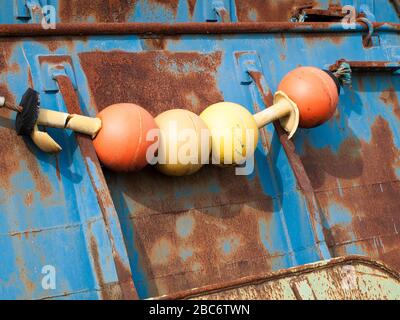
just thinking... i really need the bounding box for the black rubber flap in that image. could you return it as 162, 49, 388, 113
15, 88, 40, 136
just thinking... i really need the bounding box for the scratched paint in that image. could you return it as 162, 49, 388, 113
1, 0, 399, 24
158, 257, 400, 300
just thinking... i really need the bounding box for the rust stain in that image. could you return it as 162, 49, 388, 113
0, 127, 53, 199
328, 0, 341, 7
0, 83, 15, 118
301, 116, 400, 191
278, 33, 288, 49
142, 36, 183, 51
187, 0, 197, 17
79, 50, 223, 114
59, 0, 136, 23
59, 0, 180, 23
16, 257, 36, 298
380, 87, 400, 120
0, 42, 18, 117
357, 76, 365, 92
329, 34, 346, 45
0, 41, 19, 74
26, 157, 53, 200
303, 33, 345, 46
113, 253, 139, 300
159, 256, 400, 300
301, 137, 363, 190
302, 117, 400, 270
89, 231, 133, 300
38, 55, 74, 67
0, 128, 21, 193
319, 184, 400, 271
24, 192, 33, 207
0, 111, 52, 199
0, 84, 15, 103
106, 163, 275, 296
35, 38, 78, 53
89, 233, 113, 299
150, 0, 179, 16
142, 37, 168, 50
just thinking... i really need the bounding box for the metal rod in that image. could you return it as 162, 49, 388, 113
0, 22, 398, 37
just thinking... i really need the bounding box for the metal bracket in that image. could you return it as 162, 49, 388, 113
329, 59, 400, 75
15, 0, 31, 20
203, 0, 230, 22
15, 0, 49, 22
38, 55, 77, 92
235, 51, 263, 85
357, 17, 380, 48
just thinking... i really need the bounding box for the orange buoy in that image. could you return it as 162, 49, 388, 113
93, 103, 159, 172
278, 66, 339, 128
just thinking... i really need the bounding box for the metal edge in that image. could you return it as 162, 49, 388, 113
154, 255, 400, 300
55, 74, 138, 300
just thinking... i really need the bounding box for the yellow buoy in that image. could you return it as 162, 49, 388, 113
200, 102, 259, 166
155, 109, 211, 176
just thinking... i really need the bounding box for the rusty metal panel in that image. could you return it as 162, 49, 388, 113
155, 256, 400, 300
70, 29, 399, 298
299, 73, 400, 271
0, 1, 399, 24
75, 48, 330, 297
0, 1, 400, 301
0, 40, 136, 299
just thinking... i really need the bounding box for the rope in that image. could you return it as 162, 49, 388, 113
333, 61, 352, 86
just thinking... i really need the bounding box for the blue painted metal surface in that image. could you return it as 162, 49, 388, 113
0, 0, 399, 300
0, 0, 399, 24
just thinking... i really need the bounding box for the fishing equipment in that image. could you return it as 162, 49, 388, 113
155, 109, 211, 176
200, 102, 259, 166
93, 103, 159, 172
201, 66, 349, 165
277, 66, 340, 128
0, 88, 101, 153
0, 89, 158, 172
